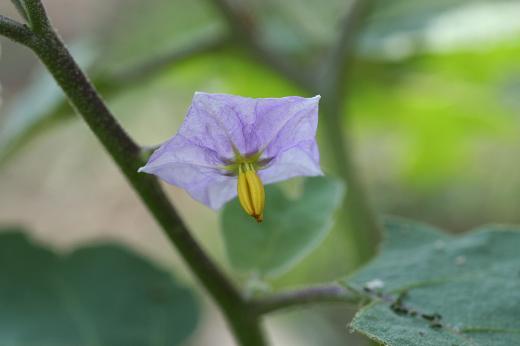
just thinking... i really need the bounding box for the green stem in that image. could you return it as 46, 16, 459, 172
318, 0, 380, 263
0, 4, 266, 345
320, 103, 380, 263
0, 14, 33, 44
23, 0, 50, 33
251, 283, 361, 314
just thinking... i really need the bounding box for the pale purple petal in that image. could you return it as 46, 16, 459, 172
258, 140, 323, 184
256, 96, 320, 160
180, 92, 257, 159
256, 95, 320, 160
181, 93, 321, 158
138, 92, 322, 210
255, 95, 322, 180
138, 135, 235, 209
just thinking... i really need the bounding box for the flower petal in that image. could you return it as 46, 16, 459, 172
254, 95, 320, 159
180, 92, 258, 159
258, 140, 323, 185
138, 135, 236, 209
139, 92, 323, 210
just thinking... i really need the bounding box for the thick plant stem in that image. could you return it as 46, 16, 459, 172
23, 0, 50, 33
3, 5, 268, 346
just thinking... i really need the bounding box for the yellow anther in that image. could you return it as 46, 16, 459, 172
237, 163, 265, 222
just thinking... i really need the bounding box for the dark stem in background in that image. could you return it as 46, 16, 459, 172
210, 0, 380, 263
1, 2, 266, 345
0, 34, 229, 167
209, 0, 316, 90
100, 34, 230, 89
319, 0, 380, 263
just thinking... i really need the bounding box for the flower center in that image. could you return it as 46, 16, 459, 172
237, 162, 265, 223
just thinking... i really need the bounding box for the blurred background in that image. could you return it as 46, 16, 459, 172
1, 0, 520, 345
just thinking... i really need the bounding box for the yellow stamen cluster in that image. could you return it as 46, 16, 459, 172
237, 162, 265, 222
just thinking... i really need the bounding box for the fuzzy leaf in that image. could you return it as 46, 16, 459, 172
0, 228, 199, 345
221, 176, 344, 278
346, 218, 520, 346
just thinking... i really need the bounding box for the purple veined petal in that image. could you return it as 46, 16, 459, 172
142, 134, 224, 170
258, 140, 323, 185
179, 92, 258, 160
178, 93, 321, 160
254, 95, 320, 159
139, 92, 323, 211
138, 135, 238, 209
205, 176, 238, 209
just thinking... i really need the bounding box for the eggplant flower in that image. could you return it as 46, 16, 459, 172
138, 92, 323, 222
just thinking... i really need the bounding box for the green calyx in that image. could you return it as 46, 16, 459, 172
221, 146, 267, 175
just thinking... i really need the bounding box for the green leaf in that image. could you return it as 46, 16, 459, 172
0, 228, 199, 345
221, 176, 345, 278
345, 218, 520, 346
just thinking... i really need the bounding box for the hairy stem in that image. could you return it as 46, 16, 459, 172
0, 3, 265, 345
0, 15, 33, 44
23, 0, 50, 33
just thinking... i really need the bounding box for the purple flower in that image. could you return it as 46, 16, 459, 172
138, 92, 323, 221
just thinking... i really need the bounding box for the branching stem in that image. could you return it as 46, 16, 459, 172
0, 14, 33, 44
0, 1, 377, 345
